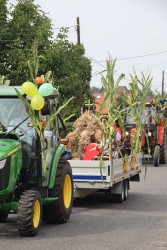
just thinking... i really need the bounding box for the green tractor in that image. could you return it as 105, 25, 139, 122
0, 86, 73, 236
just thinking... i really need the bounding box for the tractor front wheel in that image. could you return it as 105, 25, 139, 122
17, 190, 42, 237
160, 133, 167, 164
153, 145, 160, 167
42, 160, 73, 224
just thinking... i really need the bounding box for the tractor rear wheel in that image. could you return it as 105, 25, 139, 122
160, 133, 167, 164
153, 145, 160, 167
0, 211, 8, 222
42, 160, 73, 224
17, 190, 42, 237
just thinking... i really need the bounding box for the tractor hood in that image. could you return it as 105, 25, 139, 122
0, 139, 21, 159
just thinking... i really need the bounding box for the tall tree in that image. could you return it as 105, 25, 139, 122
0, 1, 93, 120
44, 29, 93, 118
0, 0, 9, 76
6, 0, 53, 85
90, 86, 104, 93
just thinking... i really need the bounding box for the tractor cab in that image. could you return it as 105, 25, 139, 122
125, 100, 167, 166
0, 93, 60, 189
0, 86, 73, 237
125, 104, 155, 152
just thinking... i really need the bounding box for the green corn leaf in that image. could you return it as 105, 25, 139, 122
46, 97, 74, 128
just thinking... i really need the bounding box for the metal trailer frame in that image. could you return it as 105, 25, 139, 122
68, 154, 142, 199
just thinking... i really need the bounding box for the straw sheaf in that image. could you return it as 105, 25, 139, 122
65, 111, 102, 158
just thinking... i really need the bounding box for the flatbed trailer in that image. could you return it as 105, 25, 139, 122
68, 154, 142, 202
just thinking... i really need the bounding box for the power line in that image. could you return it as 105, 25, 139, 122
86, 54, 105, 68
86, 53, 131, 82
0, 25, 76, 31
88, 51, 167, 84
117, 50, 167, 60
0, 25, 76, 41
92, 50, 167, 63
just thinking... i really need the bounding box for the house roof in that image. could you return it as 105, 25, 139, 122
93, 86, 129, 114
118, 86, 129, 93
93, 93, 108, 114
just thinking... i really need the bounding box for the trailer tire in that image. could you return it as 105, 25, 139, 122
42, 160, 73, 224
153, 145, 160, 167
0, 211, 8, 222
112, 182, 125, 203
124, 180, 129, 201
17, 190, 42, 237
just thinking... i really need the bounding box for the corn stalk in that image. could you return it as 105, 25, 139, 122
127, 72, 152, 157
15, 88, 73, 172
15, 44, 74, 172
97, 58, 152, 178
123, 71, 153, 178
97, 58, 126, 176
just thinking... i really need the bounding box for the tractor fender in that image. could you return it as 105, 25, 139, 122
48, 144, 66, 189
158, 121, 165, 146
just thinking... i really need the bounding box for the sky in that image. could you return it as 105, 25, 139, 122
9, 0, 167, 92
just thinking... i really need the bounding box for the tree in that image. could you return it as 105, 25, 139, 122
90, 86, 104, 93
44, 29, 92, 119
0, 0, 10, 76
0, 1, 93, 120
5, 0, 53, 85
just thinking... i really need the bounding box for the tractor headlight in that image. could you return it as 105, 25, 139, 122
0, 159, 7, 169
148, 132, 152, 136
126, 131, 129, 136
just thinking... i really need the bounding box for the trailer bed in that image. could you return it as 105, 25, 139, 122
68, 154, 142, 198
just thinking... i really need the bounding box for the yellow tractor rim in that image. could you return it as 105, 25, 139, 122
63, 175, 72, 208
33, 199, 40, 228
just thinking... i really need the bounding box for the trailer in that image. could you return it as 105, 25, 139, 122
68, 153, 142, 202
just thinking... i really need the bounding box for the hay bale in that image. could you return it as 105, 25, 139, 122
65, 111, 102, 158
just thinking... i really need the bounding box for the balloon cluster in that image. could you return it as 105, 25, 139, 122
22, 78, 54, 110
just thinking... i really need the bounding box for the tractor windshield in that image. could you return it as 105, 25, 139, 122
0, 98, 35, 146
126, 107, 156, 125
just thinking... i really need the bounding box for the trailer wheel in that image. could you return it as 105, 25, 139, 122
153, 145, 160, 167
42, 160, 73, 224
112, 182, 125, 203
17, 190, 42, 237
0, 211, 8, 222
124, 180, 129, 201
160, 133, 167, 164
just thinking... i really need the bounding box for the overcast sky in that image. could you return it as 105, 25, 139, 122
9, 0, 167, 92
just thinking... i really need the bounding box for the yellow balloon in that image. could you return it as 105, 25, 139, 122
22, 81, 38, 96
31, 95, 45, 110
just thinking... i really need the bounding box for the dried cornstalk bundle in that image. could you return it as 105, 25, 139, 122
66, 111, 102, 158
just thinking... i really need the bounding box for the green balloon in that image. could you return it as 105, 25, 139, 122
38, 83, 54, 97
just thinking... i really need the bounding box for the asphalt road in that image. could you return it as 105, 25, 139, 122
1, 163, 167, 250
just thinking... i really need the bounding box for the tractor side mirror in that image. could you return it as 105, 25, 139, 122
41, 98, 51, 115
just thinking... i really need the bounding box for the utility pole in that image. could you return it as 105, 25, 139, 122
76, 17, 81, 45
77, 17, 83, 115
162, 70, 164, 97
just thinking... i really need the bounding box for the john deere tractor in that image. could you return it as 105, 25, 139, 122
0, 86, 73, 236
